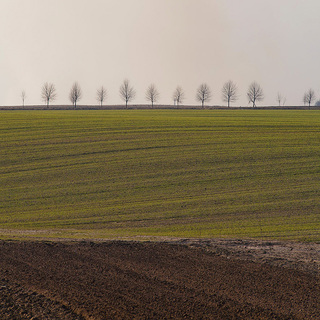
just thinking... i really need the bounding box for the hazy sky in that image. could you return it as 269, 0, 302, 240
1, 0, 320, 106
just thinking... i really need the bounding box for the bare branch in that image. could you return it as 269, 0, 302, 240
41, 82, 57, 108
119, 79, 136, 108
282, 97, 286, 106
145, 84, 159, 108
96, 86, 107, 107
21, 90, 26, 107
196, 83, 212, 108
221, 81, 238, 107
303, 89, 316, 107
277, 92, 283, 107
172, 86, 185, 106
247, 82, 264, 107
69, 82, 82, 108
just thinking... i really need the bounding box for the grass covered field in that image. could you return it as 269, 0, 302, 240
0, 110, 319, 241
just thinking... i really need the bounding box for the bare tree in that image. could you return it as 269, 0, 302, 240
21, 90, 26, 107
41, 82, 57, 108
276, 92, 283, 107
196, 83, 212, 108
276, 92, 286, 107
96, 86, 107, 107
69, 82, 82, 108
303, 89, 316, 107
247, 82, 264, 107
145, 84, 159, 108
282, 97, 286, 106
172, 86, 185, 106
221, 80, 238, 107
119, 79, 136, 108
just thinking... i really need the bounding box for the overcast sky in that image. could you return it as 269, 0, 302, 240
1, 0, 320, 106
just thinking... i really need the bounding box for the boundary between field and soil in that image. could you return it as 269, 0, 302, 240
1, 232, 319, 277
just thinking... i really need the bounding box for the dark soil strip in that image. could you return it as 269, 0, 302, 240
0, 240, 319, 319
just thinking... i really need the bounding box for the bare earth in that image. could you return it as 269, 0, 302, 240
0, 239, 319, 319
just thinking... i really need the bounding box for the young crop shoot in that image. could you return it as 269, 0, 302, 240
247, 82, 264, 107
41, 82, 57, 108
69, 82, 82, 108
145, 84, 159, 108
221, 80, 238, 107
172, 86, 185, 106
119, 79, 136, 108
97, 86, 107, 107
196, 83, 212, 108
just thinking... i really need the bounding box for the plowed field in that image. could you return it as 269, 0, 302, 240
0, 240, 319, 319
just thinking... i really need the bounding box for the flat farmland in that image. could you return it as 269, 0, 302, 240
0, 110, 319, 241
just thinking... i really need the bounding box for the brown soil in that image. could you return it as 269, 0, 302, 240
0, 239, 319, 320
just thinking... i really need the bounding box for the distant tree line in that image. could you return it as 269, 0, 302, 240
19, 80, 318, 108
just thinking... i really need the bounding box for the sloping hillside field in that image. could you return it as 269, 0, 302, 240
0, 110, 319, 240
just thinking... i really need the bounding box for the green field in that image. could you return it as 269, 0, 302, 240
0, 110, 319, 241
